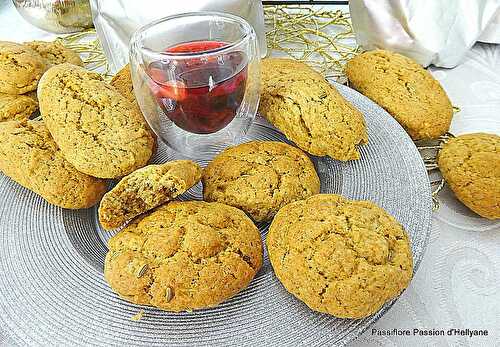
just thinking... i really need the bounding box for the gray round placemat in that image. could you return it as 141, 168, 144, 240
0, 83, 432, 347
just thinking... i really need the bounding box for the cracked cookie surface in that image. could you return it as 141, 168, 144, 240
203, 141, 320, 222
110, 64, 137, 108
346, 50, 453, 140
99, 160, 202, 230
0, 92, 38, 122
38, 63, 154, 178
438, 133, 499, 219
111, 64, 157, 151
0, 41, 48, 94
104, 201, 263, 311
259, 58, 367, 161
25, 40, 83, 66
266, 194, 413, 318
0, 119, 107, 209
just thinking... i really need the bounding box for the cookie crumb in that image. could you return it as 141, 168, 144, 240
130, 309, 144, 321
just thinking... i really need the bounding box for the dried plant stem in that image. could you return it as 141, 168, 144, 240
56, 29, 113, 80
264, 5, 359, 82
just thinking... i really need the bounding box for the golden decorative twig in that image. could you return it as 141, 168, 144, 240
264, 5, 359, 83
416, 132, 455, 210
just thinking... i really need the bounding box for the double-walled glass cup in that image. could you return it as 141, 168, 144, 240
129, 12, 260, 158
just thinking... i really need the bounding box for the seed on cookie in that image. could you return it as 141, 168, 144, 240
165, 287, 173, 302
346, 50, 453, 140
0, 93, 38, 122
437, 133, 499, 220
202, 140, 320, 222
266, 194, 414, 319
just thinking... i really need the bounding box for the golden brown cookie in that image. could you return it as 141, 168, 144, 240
203, 141, 320, 222
0, 120, 107, 209
111, 63, 157, 153
346, 50, 453, 140
38, 63, 154, 179
438, 133, 500, 219
0, 93, 38, 122
104, 201, 263, 311
0, 41, 48, 94
110, 64, 136, 106
25, 40, 83, 66
267, 194, 413, 319
259, 58, 367, 161
99, 160, 202, 230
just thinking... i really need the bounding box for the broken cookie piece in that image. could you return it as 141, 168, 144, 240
98, 160, 202, 230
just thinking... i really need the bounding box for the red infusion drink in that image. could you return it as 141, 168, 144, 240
147, 41, 248, 134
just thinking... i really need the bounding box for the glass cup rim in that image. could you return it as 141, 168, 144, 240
131, 11, 255, 60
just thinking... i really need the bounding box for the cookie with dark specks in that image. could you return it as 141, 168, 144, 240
111, 64, 157, 152
259, 58, 367, 161
38, 63, 154, 178
104, 201, 263, 311
267, 194, 413, 319
99, 160, 202, 230
346, 50, 453, 140
0, 93, 38, 122
0, 41, 48, 94
203, 141, 320, 222
25, 40, 83, 66
438, 133, 499, 219
0, 120, 107, 209
110, 64, 137, 107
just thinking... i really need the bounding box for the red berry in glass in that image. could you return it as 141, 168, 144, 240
147, 41, 248, 134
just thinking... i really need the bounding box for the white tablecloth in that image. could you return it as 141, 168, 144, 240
1, 2, 499, 346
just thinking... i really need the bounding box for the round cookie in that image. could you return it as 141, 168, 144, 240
259, 58, 367, 161
38, 63, 154, 178
25, 40, 83, 66
0, 41, 48, 94
0, 93, 38, 122
104, 201, 263, 312
267, 194, 413, 319
438, 133, 499, 219
202, 141, 320, 222
0, 120, 107, 209
99, 160, 202, 230
346, 50, 453, 140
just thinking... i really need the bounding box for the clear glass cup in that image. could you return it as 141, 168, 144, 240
129, 12, 261, 158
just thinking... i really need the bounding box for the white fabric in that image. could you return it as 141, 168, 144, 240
350, 0, 500, 68
1, 2, 499, 346
89, 0, 267, 72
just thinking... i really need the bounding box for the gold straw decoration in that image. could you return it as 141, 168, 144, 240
416, 132, 455, 210
264, 5, 359, 83
56, 29, 113, 80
